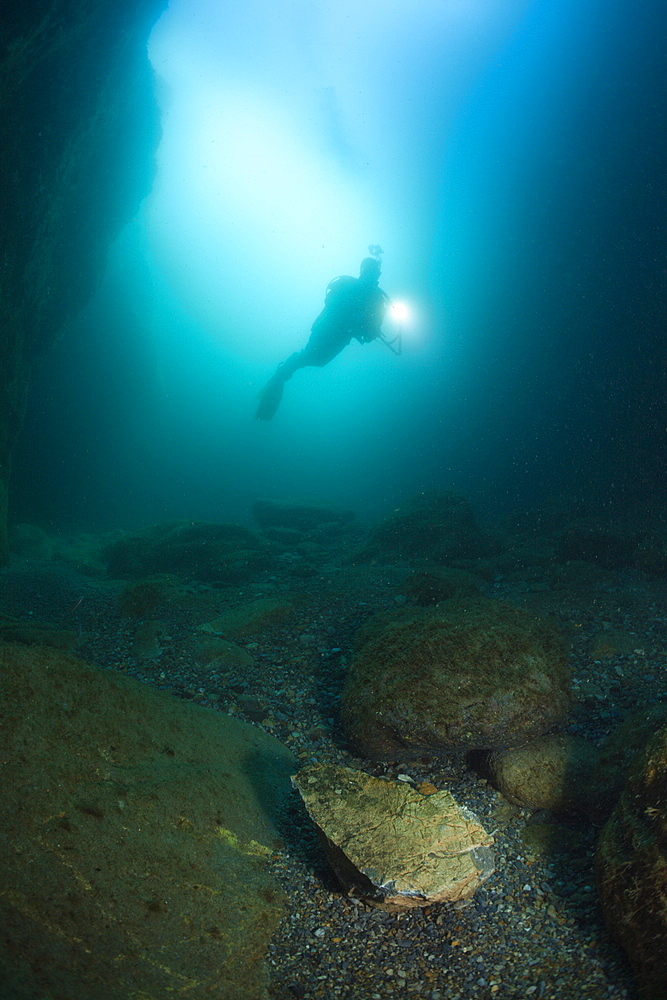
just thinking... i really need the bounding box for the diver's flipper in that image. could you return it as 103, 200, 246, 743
255, 374, 285, 420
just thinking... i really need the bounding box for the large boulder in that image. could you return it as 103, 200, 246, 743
596, 723, 667, 999
292, 764, 494, 911
101, 521, 277, 584
0, 641, 296, 1000
354, 490, 498, 564
589, 704, 667, 823
252, 499, 355, 533
342, 598, 570, 759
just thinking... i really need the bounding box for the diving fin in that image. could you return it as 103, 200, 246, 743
255, 373, 285, 420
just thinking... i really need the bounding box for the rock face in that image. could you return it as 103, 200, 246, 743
101, 521, 277, 583
596, 723, 667, 999
0, 0, 165, 563
292, 764, 494, 911
0, 641, 296, 1000
342, 598, 570, 759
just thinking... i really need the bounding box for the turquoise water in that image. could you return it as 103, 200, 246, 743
14, 0, 666, 531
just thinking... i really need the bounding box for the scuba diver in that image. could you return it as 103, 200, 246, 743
255, 252, 391, 420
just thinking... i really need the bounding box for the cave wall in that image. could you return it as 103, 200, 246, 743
0, 0, 166, 563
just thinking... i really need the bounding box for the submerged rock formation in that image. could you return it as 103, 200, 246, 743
292, 763, 494, 911
342, 598, 570, 759
352, 490, 499, 564
488, 734, 598, 814
0, 0, 165, 562
596, 722, 667, 999
101, 520, 279, 584
0, 641, 296, 1000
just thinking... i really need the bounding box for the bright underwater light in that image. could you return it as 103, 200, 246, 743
390, 301, 409, 323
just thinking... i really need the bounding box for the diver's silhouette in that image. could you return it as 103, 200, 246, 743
255, 256, 390, 420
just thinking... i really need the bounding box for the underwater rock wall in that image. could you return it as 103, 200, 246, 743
0, 0, 165, 562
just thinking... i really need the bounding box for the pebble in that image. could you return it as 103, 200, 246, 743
9, 552, 658, 1000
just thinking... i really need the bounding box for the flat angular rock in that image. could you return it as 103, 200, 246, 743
292, 764, 494, 911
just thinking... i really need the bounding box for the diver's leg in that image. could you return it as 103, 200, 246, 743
276, 351, 305, 380
255, 351, 306, 420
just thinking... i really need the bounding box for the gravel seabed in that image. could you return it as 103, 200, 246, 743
3, 543, 667, 1000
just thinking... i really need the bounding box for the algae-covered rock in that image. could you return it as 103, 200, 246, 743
0, 641, 296, 1000
117, 574, 178, 617
589, 704, 667, 823
489, 734, 598, 814
200, 597, 294, 638
292, 764, 494, 911
596, 723, 667, 999
101, 520, 277, 583
354, 491, 498, 564
252, 499, 355, 533
192, 635, 256, 670
0, 612, 79, 651
342, 598, 570, 758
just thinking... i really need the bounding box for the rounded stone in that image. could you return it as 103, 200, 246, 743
342, 598, 570, 759
489, 734, 597, 813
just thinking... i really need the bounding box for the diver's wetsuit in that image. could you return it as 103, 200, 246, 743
283, 275, 389, 374
255, 261, 390, 420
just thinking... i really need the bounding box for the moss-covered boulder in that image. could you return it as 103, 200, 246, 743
596, 724, 667, 999
354, 490, 498, 564
101, 521, 277, 584
0, 642, 296, 1000
342, 598, 570, 759
489, 734, 598, 814
252, 499, 355, 533
200, 597, 294, 638
589, 704, 667, 823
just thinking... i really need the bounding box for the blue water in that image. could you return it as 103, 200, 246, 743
14, 0, 667, 532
